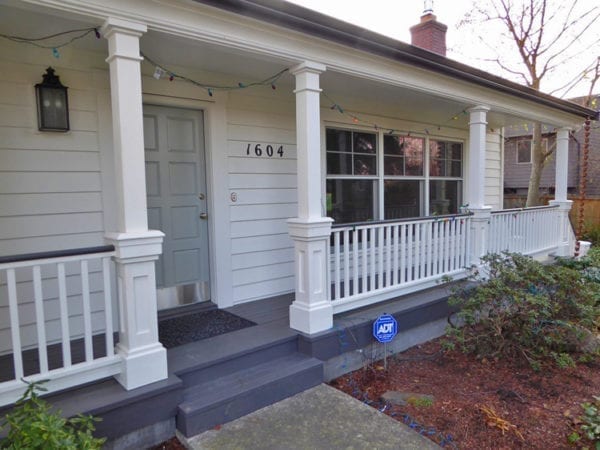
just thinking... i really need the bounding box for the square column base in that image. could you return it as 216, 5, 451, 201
115, 343, 167, 390
549, 200, 574, 257
290, 300, 333, 335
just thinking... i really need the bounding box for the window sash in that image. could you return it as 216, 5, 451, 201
325, 127, 464, 223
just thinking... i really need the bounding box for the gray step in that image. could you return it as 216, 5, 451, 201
177, 353, 323, 437
175, 334, 298, 387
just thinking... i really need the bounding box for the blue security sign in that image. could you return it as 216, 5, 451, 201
373, 314, 398, 343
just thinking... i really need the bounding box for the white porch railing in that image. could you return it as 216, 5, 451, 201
0, 246, 121, 407
330, 214, 472, 313
488, 205, 560, 256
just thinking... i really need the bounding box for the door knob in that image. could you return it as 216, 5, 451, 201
199, 212, 208, 220
198, 193, 205, 200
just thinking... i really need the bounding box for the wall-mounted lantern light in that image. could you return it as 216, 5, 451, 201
35, 67, 69, 132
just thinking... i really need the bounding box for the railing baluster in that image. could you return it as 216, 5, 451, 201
392, 225, 399, 286
334, 231, 340, 300
458, 218, 465, 268
450, 218, 457, 271
352, 228, 359, 298
406, 223, 413, 282
6, 269, 24, 380
377, 226, 384, 289
400, 224, 406, 284
414, 223, 421, 280
419, 222, 427, 279
385, 225, 391, 288
361, 228, 368, 293
425, 222, 432, 277
80, 260, 93, 363
432, 221, 439, 276
102, 257, 114, 358
0, 246, 117, 406
343, 229, 350, 298
370, 228, 377, 290
57, 262, 72, 368
32, 265, 49, 374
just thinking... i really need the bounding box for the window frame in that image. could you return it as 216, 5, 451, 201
324, 124, 464, 224
516, 137, 548, 164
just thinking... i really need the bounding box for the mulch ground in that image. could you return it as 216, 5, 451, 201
152, 337, 598, 449
330, 338, 600, 449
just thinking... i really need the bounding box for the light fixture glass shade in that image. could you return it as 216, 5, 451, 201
35, 67, 69, 132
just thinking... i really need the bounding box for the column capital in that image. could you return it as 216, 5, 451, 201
467, 105, 490, 114
105, 230, 164, 261
548, 199, 573, 210
556, 127, 571, 138
101, 17, 147, 38
290, 61, 326, 76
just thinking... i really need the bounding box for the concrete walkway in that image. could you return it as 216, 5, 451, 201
182, 384, 441, 450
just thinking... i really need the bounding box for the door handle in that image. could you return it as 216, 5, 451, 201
199, 213, 208, 220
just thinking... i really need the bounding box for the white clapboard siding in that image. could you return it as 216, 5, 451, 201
226, 95, 298, 304
485, 132, 503, 209
0, 234, 105, 256
231, 218, 290, 238
0, 58, 113, 356
231, 248, 294, 270
232, 276, 295, 303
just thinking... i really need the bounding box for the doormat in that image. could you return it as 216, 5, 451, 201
158, 309, 256, 349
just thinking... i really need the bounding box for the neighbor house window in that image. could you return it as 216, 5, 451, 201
516, 138, 548, 164
326, 127, 463, 224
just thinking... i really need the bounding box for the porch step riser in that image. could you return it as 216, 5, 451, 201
177, 355, 323, 437
177, 337, 298, 388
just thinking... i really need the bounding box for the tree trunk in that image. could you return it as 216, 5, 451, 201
525, 121, 544, 207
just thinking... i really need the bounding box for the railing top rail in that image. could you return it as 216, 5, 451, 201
491, 204, 559, 214
0, 245, 115, 265
331, 213, 472, 230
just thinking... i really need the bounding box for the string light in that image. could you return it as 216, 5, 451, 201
0, 27, 100, 51
322, 92, 470, 137
140, 51, 289, 97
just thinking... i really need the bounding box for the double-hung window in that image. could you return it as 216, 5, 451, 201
325, 126, 463, 224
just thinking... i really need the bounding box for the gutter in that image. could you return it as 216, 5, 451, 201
194, 0, 598, 121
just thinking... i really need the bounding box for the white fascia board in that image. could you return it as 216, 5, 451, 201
23, 0, 584, 127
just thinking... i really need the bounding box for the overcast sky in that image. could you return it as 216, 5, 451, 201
286, 0, 598, 99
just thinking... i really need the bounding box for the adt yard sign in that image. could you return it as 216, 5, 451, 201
373, 314, 398, 343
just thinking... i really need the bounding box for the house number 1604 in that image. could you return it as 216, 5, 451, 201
246, 143, 284, 157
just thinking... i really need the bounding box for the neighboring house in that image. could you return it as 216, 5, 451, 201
504, 96, 600, 204
0, 0, 597, 447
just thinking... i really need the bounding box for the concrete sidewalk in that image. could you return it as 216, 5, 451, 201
182, 384, 441, 450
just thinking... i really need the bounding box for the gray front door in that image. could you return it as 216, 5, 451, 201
143, 105, 210, 306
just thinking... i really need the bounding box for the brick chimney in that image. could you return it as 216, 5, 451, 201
410, 5, 448, 56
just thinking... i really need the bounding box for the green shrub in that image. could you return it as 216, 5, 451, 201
445, 252, 600, 369
0, 381, 105, 450
568, 395, 600, 448
582, 222, 600, 246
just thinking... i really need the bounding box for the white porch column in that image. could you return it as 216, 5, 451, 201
549, 127, 573, 256
465, 106, 492, 265
101, 18, 167, 390
288, 61, 333, 334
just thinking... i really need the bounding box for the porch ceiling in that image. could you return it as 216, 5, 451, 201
2, 2, 538, 130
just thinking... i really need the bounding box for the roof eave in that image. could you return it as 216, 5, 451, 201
193, 0, 599, 121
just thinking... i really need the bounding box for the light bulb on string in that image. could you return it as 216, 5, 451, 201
52, 48, 60, 58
